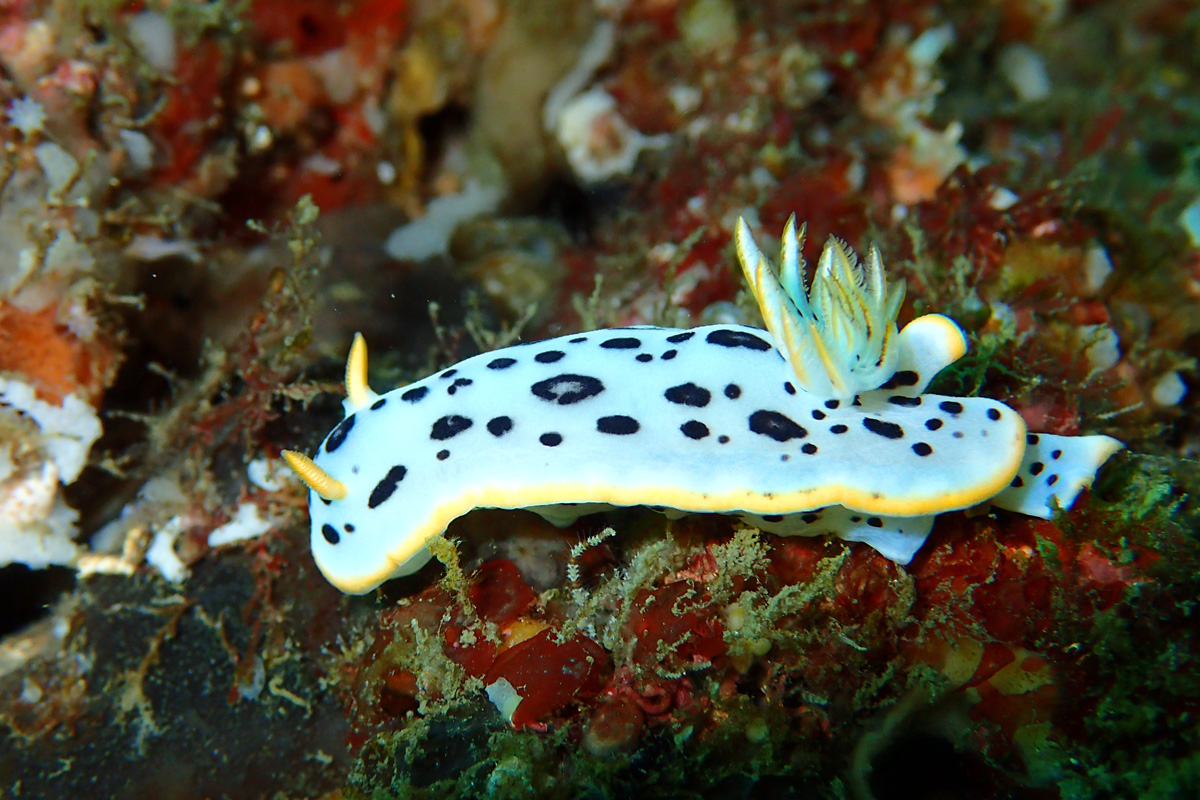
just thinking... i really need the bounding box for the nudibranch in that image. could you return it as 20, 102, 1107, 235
284, 217, 1123, 594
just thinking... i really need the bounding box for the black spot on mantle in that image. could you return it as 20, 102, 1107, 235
748, 410, 807, 442
664, 382, 711, 408
706, 329, 772, 351
600, 337, 641, 350
402, 386, 429, 403
597, 415, 640, 435
531, 374, 605, 405
863, 417, 904, 440
430, 415, 473, 440
325, 414, 356, 453
880, 370, 920, 390
368, 465, 408, 509
487, 416, 513, 437
887, 395, 921, 407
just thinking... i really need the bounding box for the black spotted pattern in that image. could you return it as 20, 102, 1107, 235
830, 424, 848, 434
370, 398, 387, 410
880, 370, 920, 389
597, 415, 640, 435
402, 386, 429, 403
636, 353, 653, 362
536, 350, 565, 363
488, 357, 517, 370
667, 332, 695, 343
938, 400, 963, 415
987, 408, 1002, 421
912, 442, 933, 456
325, 414, 356, 453
531, 374, 605, 405
431, 415, 473, 440
681, 420, 710, 440
540, 432, 564, 447
725, 384, 741, 399
448, 378, 473, 395
321, 524, 339, 544
863, 418, 904, 439
888, 395, 921, 407
368, 465, 407, 509
925, 418, 943, 431
706, 329, 772, 351
487, 416, 513, 437
748, 410, 808, 442
664, 382, 711, 408
600, 337, 641, 349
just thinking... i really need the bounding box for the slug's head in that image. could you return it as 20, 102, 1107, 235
735, 215, 905, 400
282, 334, 433, 594
282, 332, 376, 503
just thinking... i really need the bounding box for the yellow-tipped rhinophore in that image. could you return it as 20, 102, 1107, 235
345, 332, 374, 410
282, 450, 348, 501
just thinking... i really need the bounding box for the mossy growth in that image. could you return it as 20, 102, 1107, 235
1052, 582, 1200, 799
1063, 451, 1199, 578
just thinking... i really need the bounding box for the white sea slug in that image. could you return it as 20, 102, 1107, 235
284, 217, 1124, 594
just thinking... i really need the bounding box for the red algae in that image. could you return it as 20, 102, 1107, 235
484, 629, 609, 729
150, 40, 227, 186
627, 580, 727, 674
469, 559, 535, 629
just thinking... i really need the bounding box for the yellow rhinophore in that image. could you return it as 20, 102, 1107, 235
282, 449, 347, 501
344, 332, 376, 411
